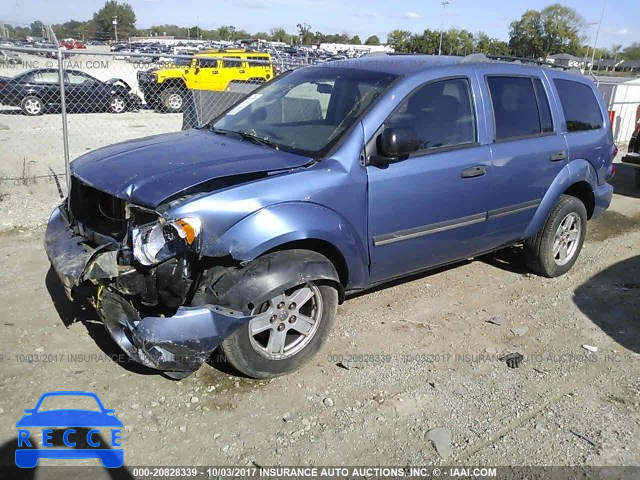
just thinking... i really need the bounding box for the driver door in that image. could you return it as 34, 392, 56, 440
190, 58, 221, 91
65, 71, 108, 112
367, 76, 491, 282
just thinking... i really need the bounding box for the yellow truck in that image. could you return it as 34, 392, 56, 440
137, 49, 274, 113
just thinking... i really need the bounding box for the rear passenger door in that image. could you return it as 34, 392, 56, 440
477, 70, 568, 250
552, 78, 611, 185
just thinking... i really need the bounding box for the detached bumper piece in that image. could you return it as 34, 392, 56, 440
44, 206, 120, 299
96, 289, 252, 376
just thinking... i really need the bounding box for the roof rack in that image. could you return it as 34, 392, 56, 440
461, 53, 574, 71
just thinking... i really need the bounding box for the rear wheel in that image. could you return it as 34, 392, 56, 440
21, 96, 43, 116
221, 281, 338, 379
524, 195, 587, 278
160, 87, 184, 113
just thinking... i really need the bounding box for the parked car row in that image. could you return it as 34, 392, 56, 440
0, 69, 140, 115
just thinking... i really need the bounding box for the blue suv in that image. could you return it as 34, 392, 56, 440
44, 55, 615, 379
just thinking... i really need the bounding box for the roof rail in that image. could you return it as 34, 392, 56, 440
461, 53, 573, 70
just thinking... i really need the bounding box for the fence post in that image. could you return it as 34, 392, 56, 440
57, 47, 71, 197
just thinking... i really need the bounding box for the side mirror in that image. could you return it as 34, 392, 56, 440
372, 127, 421, 165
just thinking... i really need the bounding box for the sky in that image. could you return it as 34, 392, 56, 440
2, 0, 639, 48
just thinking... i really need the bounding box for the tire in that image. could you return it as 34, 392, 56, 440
21, 96, 43, 116
635, 170, 640, 189
160, 87, 185, 113
221, 281, 338, 379
108, 95, 126, 113
524, 194, 588, 278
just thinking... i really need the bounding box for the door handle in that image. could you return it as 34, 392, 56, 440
239, 69, 245, 74
461, 165, 487, 178
550, 151, 567, 162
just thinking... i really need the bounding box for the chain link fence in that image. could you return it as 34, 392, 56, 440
0, 44, 284, 190
0, 34, 639, 206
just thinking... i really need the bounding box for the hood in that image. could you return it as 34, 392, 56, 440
105, 77, 132, 91
71, 130, 311, 207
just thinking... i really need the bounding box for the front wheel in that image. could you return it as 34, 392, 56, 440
524, 195, 588, 278
160, 87, 185, 113
221, 283, 338, 378
109, 95, 126, 113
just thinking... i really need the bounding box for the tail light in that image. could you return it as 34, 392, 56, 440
613, 145, 618, 159
0, 82, 5, 91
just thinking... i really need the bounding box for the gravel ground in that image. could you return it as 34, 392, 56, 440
0, 159, 638, 477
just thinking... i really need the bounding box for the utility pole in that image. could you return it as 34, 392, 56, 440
589, 0, 606, 72
113, 16, 118, 43
438, 1, 449, 55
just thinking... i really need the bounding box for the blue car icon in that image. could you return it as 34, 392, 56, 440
15, 391, 123, 468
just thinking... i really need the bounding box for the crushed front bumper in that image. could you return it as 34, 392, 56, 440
96, 289, 251, 374
44, 205, 254, 376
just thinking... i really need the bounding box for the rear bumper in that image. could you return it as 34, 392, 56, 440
592, 182, 614, 220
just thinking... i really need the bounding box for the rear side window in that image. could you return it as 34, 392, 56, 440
553, 79, 603, 132
222, 56, 242, 68
487, 76, 548, 141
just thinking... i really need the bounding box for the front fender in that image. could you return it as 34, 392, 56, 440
203, 202, 368, 289
523, 159, 598, 239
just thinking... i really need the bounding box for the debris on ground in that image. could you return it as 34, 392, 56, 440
486, 317, 502, 326
569, 429, 598, 447
582, 345, 598, 353
500, 352, 524, 369
425, 427, 453, 458
511, 326, 529, 337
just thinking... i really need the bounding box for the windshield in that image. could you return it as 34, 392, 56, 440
172, 56, 193, 66
210, 66, 397, 157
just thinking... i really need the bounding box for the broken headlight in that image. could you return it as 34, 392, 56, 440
132, 217, 201, 266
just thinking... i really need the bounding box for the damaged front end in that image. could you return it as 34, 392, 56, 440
44, 190, 252, 378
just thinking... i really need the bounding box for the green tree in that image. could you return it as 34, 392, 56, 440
509, 4, 584, 58
350, 35, 361, 45
30, 21, 45, 38
386, 29, 412, 52
473, 32, 492, 53
92, 1, 136, 40
365, 35, 380, 45
270, 27, 290, 43
539, 4, 584, 55
622, 42, 640, 60
296, 22, 314, 45
509, 9, 545, 58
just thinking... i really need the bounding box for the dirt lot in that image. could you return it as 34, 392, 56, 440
0, 150, 639, 477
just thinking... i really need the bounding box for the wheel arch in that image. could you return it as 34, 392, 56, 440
202, 202, 368, 290
523, 160, 598, 239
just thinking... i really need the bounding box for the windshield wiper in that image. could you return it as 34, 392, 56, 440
209, 127, 278, 150
236, 130, 279, 149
